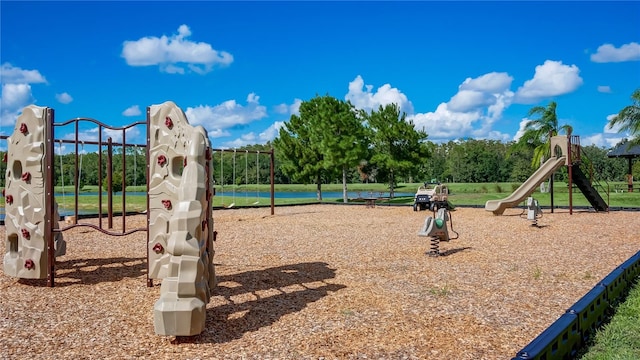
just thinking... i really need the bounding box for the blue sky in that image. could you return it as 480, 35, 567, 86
1, 1, 639, 153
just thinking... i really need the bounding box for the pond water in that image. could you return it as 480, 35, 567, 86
0, 191, 415, 221
55, 191, 415, 199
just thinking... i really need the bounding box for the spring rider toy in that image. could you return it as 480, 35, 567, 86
417, 205, 458, 256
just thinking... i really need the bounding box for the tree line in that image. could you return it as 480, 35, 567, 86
1, 90, 638, 195
273, 90, 640, 201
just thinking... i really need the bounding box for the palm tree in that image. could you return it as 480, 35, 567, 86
516, 101, 573, 168
608, 88, 640, 147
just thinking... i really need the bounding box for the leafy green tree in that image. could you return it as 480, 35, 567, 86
102, 170, 123, 193
421, 142, 447, 182
441, 139, 510, 183
507, 143, 535, 182
581, 144, 628, 181
608, 88, 640, 146
515, 101, 573, 168
274, 95, 366, 201
316, 98, 367, 202
363, 103, 429, 197
124, 145, 145, 189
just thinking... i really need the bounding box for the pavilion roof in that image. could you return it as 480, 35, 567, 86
607, 141, 640, 158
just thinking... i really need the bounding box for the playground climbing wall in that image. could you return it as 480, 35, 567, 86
3, 105, 66, 279
147, 101, 215, 336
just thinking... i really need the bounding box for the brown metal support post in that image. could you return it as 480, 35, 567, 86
74, 120, 79, 223
107, 137, 113, 229
205, 147, 212, 257
146, 107, 152, 287
568, 136, 573, 215
45, 108, 55, 287
122, 129, 126, 233
270, 148, 275, 216
549, 131, 554, 214
628, 159, 634, 193
98, 128, 103, 229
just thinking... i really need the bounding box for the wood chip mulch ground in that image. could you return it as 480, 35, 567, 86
1, 204, 639, 359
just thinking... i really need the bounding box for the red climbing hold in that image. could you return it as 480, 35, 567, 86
21, 172, 31, 181
20, 123, 28, 134
24, 259, 35, 270
165, 116, 173, 128
21, 228, 30, 239
153, 243, 164, 254
162, 199, 172, 209
6, 195, 13, 205
157, 155, 167, 166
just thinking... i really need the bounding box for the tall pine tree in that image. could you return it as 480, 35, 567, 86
364, 104, 429, 197
274, 95, 367, 201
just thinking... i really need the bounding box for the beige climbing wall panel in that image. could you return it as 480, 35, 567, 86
148, 101, 215, 336
3, 105, 66, 279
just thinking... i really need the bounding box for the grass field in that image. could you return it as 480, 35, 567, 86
580, 280, 640, 359
3, 181, 638, 212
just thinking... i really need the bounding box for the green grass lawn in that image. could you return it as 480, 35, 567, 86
579, 280, 640, 359
2, 181, 638, 212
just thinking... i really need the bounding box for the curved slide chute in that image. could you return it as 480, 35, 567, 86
485, 156, 566, 215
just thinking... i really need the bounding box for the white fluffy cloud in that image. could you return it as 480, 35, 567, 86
207, 128, 231, 138
122, 105, 142, 116
185, 93, 267, 139
274, 99, 302, 116
447, 90, 496, 113
581, 133, 625, 148
447, 72, 514, 115
514, 60, 583, 104
1, 63, 47, 84
597, 85, 612, 93
62, 127, 141, 146
121, 24, 233, 74
591, 42, 640, 63
1, 83, 33, 111
343, 74, 517, 142
459, 72, 514, 93
404, 72, 514, 142
259, 121, 285, 142
409, 103, 481, 140
56, 92, 73, 104
605, 114, 623, 133
222, 133, 258, 149
578, 115, 628, 148
512, 118, 531, 142
0, 64, 47, 130
346, 75, 414, 115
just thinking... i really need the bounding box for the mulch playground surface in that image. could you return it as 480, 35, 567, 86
1, 204, 639, 359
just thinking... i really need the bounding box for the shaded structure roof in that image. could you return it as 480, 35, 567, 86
607, 141, 640, 158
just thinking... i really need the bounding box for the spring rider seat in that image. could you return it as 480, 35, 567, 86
417, 207, 451, 257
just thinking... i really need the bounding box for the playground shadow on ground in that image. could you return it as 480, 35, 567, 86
438, 246, 472, 257
18, 256, 147, 287
179, 262, 346, 344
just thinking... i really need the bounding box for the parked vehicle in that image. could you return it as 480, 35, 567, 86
413, 182, 449, 211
